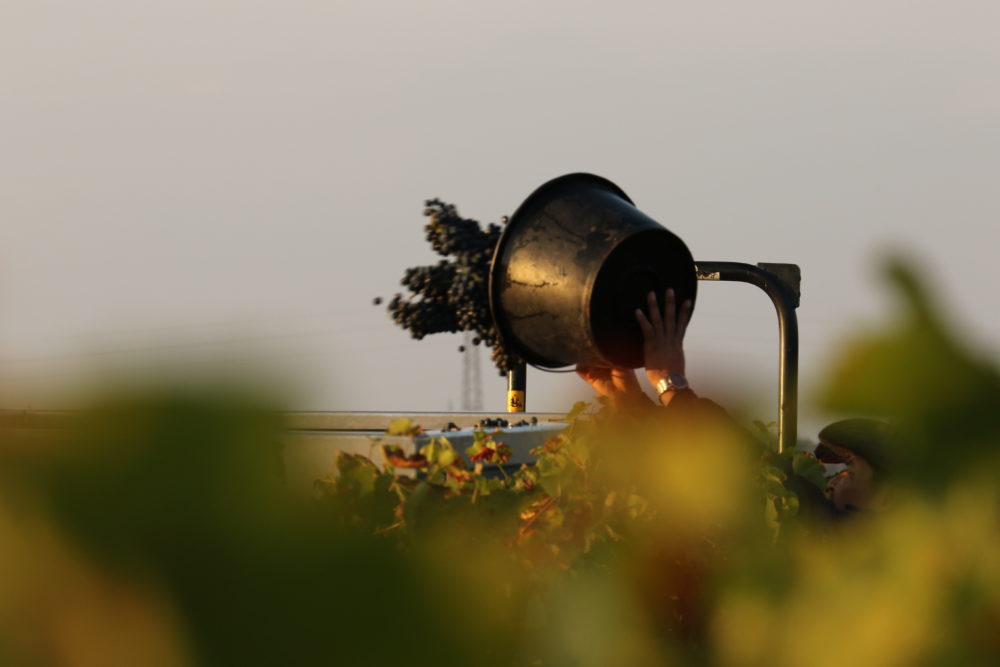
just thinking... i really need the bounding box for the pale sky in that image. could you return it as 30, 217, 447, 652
3, 1, 999, 435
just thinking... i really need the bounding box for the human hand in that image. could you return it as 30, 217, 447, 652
575, 365, 645, 407
634, 288, 693, 391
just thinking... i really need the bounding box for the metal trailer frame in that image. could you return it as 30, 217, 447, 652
506, 261, 801, 454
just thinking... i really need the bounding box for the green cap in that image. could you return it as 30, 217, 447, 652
815, 418, 894, 475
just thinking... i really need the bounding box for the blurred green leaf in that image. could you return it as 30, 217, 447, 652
336, 452, 379, 496
387, 418, 423, 436
819, 258, 1000, 492
566, 401, 590, 422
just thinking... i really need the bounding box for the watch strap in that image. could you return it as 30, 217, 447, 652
655, 373, 689, 396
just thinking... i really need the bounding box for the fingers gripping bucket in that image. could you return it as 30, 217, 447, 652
489, 173, 697, 369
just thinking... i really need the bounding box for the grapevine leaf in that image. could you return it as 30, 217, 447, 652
566, 401, 591, 422
495, 442, 513, 464
536, 453, 565, 479
760, 464, 787, 485
468, 442, 493, 463
764, 497, 780, 537
334, 452, 379, 496
473, 476, 491, 498
537, 454, 573, 497
437, 447, 457, 468
419, 441, 441, 465
387, 418, 423, 436
791, 451, 828, 488
381, 445, 427, 469
565, 436, 590, 467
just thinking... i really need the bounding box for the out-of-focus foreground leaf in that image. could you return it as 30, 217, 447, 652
818, 257, 1000, 492
0, 383, 481, 667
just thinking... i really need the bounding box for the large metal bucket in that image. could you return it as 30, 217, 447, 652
489, 173, 697, 369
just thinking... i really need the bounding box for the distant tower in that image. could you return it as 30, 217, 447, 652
461, 331, 483, 411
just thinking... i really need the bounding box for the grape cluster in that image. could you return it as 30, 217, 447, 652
381, 199, 520, 375
476, 416, 538, 429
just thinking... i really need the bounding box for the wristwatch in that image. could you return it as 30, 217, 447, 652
655, 373, 689, 398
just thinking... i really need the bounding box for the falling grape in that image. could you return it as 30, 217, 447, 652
381, 199, 520, 374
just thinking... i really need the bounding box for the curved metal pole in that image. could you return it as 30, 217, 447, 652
694, 262, 800, 454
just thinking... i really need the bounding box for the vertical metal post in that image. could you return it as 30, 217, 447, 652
506, 361, 526, 412
694, 262, 800, 454
462, 332, 484, 411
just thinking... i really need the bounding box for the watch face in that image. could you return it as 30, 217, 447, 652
657, 374, 688, 394
667, 373, 688, 390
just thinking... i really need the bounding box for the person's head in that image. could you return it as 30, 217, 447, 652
814, 419, 893, 512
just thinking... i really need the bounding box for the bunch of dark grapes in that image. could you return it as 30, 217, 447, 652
380, 199, 520, 375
